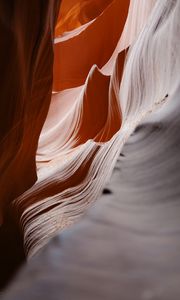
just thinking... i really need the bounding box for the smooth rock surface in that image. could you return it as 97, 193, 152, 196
2, 87, 180, 300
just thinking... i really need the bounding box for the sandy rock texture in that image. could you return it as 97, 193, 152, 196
2, 87, 180, 300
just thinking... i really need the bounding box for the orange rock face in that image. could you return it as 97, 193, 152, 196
53, 0, 129, 91
55, 0, 112, 36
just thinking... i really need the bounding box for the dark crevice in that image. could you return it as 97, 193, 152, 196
0, 214, 25, 291
102, 188, 112, 195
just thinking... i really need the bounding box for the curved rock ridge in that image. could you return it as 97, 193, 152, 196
55, 0, 112, 36
1, 0, 179, 259
2, 86, 180, 298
